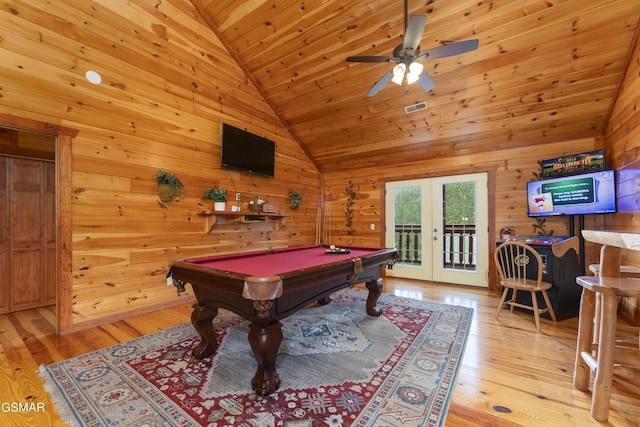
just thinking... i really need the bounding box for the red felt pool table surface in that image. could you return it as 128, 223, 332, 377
184, 245, 384, 277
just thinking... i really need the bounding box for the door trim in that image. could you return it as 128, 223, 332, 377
0, 113, 78, 334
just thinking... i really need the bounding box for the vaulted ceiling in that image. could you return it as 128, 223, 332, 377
191, 0, 640, 172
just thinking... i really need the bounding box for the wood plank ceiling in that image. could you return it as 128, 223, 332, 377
191, 0, 640, 172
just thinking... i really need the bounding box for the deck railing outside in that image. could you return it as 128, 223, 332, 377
394, 223, 477, 270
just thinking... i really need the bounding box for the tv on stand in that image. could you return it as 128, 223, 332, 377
527, 170, 617, 217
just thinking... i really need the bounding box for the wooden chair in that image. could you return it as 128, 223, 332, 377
494, 241, 557, 331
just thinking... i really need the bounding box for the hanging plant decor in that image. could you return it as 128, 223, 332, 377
156, 170, 185, 202
289, 191, 302, 210
345, 180, 358, 243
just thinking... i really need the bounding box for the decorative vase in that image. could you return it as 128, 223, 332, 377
157, 184, 175, 202
214, 201, 226, 212
249, 203, 263, 212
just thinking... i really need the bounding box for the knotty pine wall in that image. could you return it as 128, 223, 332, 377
322, 27, 640, 319
1, 0, 638, 331
602, 26, 640, 324
323, 136, 600, 290
0, 0, 320, 331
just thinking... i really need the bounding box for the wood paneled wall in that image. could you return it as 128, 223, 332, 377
1, 0, 638, 331
0, 0, 320, 331
323, 136, 600, 289
603, 25, 640, 324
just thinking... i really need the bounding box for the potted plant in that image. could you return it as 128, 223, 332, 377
203, 187, 227, 211
248, 195, 266, 212
156, 170, 185, 202
289, 190, 302, 210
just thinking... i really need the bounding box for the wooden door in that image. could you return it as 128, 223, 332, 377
6, 157, 53, 312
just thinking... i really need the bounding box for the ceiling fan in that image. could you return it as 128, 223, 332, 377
346, 1, 479, 97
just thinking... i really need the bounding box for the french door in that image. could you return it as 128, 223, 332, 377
384, 173, 488, 287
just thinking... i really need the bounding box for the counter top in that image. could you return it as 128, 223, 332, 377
581, 230, 640, 251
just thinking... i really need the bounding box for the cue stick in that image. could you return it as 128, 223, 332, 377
322, 208, 326, 244
315, 207, 320, 244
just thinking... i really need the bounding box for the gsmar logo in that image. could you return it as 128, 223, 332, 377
1, 401, 45, 412
514, 254, 529, 266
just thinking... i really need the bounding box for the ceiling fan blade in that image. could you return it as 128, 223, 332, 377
403, 15, 426, 52
366, 71, 394, 97
416, 71, 435, 92
346, 56, 394, 63
422, 39, 479, 60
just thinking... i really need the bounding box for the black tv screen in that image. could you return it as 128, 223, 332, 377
221, 124, 275, 177
527, 170, 617, 217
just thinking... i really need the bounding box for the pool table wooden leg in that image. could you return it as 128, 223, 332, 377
190, 303, 219, 359
317, 296, 331, 305
248, 321, 283, 396
365, 278, 383, 316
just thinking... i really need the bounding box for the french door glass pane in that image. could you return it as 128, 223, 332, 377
441, 181, 477, 271
394, 186, 422, 266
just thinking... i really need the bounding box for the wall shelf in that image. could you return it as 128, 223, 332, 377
198, 210, 288, 231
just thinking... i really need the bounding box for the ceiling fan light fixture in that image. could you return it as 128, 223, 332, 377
346, 3, 479, 96
391, 63, 406, 85
409, 62, 423, 75
406, 62, 423, 84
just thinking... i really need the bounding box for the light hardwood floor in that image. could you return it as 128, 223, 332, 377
0, 278, 638, 426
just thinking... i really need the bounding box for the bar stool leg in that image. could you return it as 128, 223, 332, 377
590, 293, 618, 422
574, 288, 595, 391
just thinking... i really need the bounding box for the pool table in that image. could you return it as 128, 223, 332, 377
168, 245, 397, 396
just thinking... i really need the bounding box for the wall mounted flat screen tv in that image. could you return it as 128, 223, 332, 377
221, 124, 275, 178
527, 170, 617, 217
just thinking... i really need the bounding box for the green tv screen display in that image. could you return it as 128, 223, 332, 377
527, 170, 617, 216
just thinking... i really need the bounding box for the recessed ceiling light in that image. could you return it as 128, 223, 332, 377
85, 70, 102, 85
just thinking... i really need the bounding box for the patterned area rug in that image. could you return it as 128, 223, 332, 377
41, 288, 472, 426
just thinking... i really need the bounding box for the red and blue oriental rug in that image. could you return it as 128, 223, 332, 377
41, 288, 472, 426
